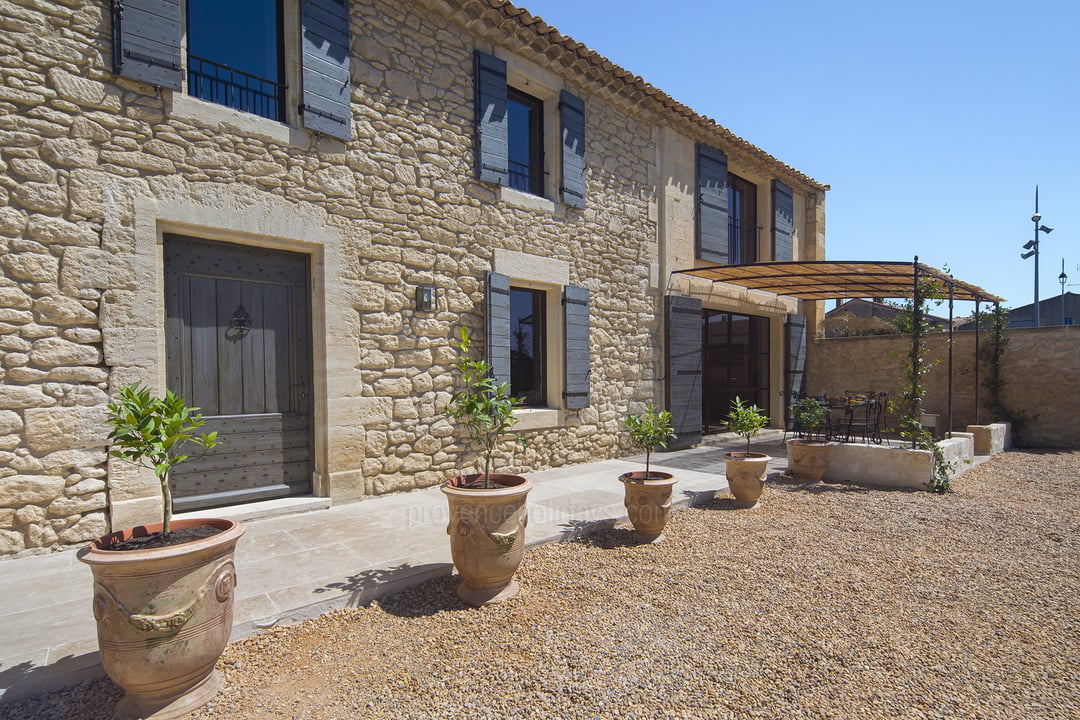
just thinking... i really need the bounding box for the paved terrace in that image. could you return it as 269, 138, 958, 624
0, 431, 790, 704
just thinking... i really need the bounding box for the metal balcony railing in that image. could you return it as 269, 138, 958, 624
188, 55, 284, 122
508, 159, 543, 196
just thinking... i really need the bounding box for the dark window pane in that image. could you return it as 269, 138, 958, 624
507, 88, 543, 195
187, 0, 283, 121
727, 173, 757, 264
701, 309, 770, 433
509, 287, 546, 406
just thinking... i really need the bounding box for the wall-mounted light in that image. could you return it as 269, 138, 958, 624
415, 285, 437, 312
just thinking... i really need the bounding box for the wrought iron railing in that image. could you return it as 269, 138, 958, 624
188, 55, 284, 122
728, 216, 757, 265
508, 159, 543, 195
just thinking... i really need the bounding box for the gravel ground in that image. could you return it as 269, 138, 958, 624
6, 449, 1079, 719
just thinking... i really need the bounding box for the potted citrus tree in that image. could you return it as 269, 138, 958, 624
619, 404, 678, 541
786, 396, 830, 481
78, 383, 244, 720
443, 326, 531, 606
723, 396, 771, 507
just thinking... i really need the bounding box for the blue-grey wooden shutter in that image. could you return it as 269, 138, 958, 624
665, 295, 702, 449
559, 90, 586, 208
772, 180, 794, 262
563, 285, 590, 409
485, 271, 511, 388
696, 144, 729, 264
301, 0, 351, 141
474, 51, 509, 185
784, 313, 807, 426
111, 0, 182, 89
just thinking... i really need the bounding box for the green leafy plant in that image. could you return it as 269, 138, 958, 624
445, 326, 526, 489
105, 383, 219, 534
623, 404, 676, 480
891, 275, 953, 492
974, 304, 1031, 443
790, 397, 829, 438
726, 396, 769, 456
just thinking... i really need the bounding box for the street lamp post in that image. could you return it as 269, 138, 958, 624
1059, 258, 1068, 326
1020, 186, 1054, 327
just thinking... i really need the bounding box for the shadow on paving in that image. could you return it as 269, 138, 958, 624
313, 562, 454, 608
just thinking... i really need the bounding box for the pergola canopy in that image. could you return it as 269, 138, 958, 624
673, 260, 1003, 303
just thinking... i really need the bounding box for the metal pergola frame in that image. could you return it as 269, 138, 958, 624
672, 257, 1005, 440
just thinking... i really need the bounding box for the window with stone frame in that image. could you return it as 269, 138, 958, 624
112, 0, 351, 141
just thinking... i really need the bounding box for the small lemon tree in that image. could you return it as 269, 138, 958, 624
105, 383, 219, 535
726, 396, 769, 456
445, 327, 526, 488
623, 404, 676, 480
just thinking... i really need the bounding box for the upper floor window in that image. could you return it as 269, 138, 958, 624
474, 51, 587, 208
728, 173, 757, 265
112, 0, 352, 141
187, 0, 285, 122
506, 88, 545, 196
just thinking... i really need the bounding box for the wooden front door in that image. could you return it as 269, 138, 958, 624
164, 235, 312, 512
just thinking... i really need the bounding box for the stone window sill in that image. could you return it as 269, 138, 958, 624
497, 186, 562, 216
512, 407, 563, 431
168, 93, 309, 146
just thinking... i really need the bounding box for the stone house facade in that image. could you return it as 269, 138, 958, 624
0, 0, 827, 556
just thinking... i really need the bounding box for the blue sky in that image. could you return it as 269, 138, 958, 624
524, 0, 1079, 316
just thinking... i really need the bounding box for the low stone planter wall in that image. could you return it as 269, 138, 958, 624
821, 436, 975, 490
965, 423, 1012, 456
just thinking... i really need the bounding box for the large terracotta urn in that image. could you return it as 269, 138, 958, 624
442, 474, 532, 607
724, 452, 771, 508
619, 471, 677, 541
78, 518, 245, 720
786, 439, 829, 481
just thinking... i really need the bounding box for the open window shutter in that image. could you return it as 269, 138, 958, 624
563, 285, 590, 408
784, 313, 807, 410
474, 51, 508, 185
111, 0, 182, 89
665, 295, 702, 449
301, 0, 351, 141
772, 180, 794, 262
696, 144, 729, 264
559, 90, 586, 208
485, 271, 511, 388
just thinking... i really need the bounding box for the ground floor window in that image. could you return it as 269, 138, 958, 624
510, 287, 547, 406
702, 310, 770, 433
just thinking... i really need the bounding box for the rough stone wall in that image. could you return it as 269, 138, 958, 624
806, 327, 1080, 447
0, 0, 662, 554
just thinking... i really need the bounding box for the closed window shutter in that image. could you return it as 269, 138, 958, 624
301, 0, 351, 141
559, 90, 586, 208
784, 313, 807, 425
111, 0, 182, 89
696, 144, 729, 264
485, 271, 511, 388
563, 285, 590, 408
474, 51, 509, 185
665, 295, 702, 449
772, 180, 794, 262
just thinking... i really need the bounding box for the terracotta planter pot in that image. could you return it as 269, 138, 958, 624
77, 518, 245, 720
442, 474, 532, 607
724, 452, 771, 508
786, 439, 829, 481
619, 471, 677, 541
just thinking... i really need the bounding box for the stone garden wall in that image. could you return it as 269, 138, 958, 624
806, 326, 1080, 447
